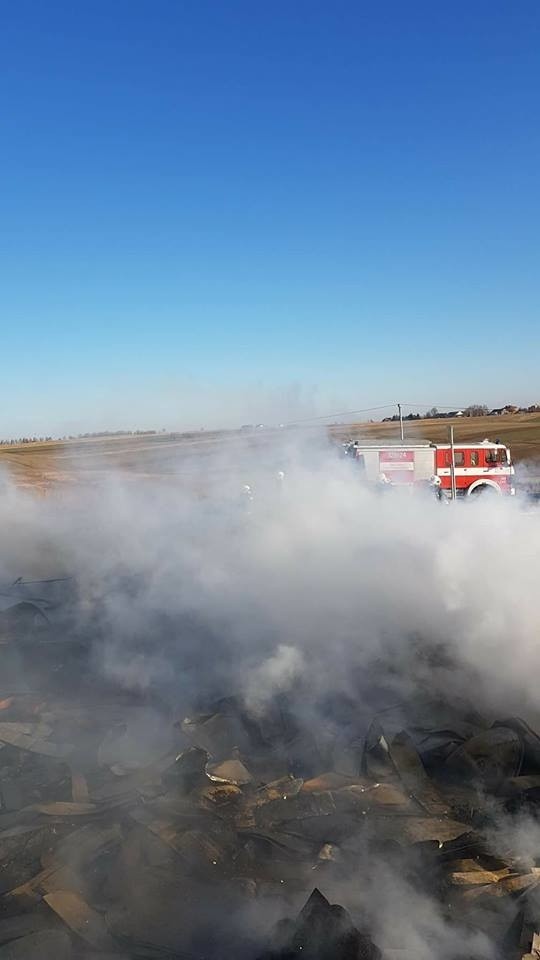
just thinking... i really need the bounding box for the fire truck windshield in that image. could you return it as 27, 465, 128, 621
485, 448, 508, 464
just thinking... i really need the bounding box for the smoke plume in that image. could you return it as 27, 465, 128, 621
0, 437, 539, 956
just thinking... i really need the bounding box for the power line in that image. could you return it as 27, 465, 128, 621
399, 402, 468, 410
283, 403, 398, 426
284, 401, 471, 427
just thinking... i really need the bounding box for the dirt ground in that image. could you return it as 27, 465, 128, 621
0, 413, 539, 492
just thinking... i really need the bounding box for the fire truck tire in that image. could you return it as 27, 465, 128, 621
467, 482, 500, 497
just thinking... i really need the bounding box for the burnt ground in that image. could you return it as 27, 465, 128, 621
0, 585, 540, 959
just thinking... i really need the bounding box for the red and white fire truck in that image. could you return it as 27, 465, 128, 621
344, 439, 515, 497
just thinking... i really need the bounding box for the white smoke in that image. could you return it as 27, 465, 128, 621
0, 441, 539, 957
0, 443, 539, 714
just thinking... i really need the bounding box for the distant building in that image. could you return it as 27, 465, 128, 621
490, 405, 518, 416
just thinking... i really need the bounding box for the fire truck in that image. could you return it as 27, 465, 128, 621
343, 439, 515, 497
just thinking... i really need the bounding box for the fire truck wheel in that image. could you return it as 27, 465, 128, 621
469, 483, 499, 497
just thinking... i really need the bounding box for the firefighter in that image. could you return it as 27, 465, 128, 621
273, 470, 285, 502
429, 474, 444, 501
241, 483, 254, 506
377, 471, 392, 490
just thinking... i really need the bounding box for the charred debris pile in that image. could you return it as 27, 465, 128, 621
1, 583, 540, 958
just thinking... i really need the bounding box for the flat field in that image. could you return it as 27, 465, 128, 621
0, 413, 539, 492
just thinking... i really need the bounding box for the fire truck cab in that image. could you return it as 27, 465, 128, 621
433, 441, 514, 496
343, 439, 514, 497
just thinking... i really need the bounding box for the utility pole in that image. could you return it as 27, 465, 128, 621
397, 403, 404, 442
449, 425, 457, 501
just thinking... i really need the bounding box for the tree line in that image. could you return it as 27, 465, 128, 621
0, 429, 161, 445
382, 403, 540, 423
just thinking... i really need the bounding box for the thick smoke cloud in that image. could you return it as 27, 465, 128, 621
0, 450, 540, 703
1, 439, 539, 735
0, 439, 539, 957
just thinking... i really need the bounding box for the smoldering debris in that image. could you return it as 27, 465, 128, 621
0, 453, 539, 958
258, 887, 381, 960
0, 578, 76, 631
2, 619, 540, 960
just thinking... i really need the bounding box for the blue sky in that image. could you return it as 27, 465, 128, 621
1, 1, 539, 435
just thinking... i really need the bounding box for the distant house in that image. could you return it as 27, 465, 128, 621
490, 405, 518, 416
